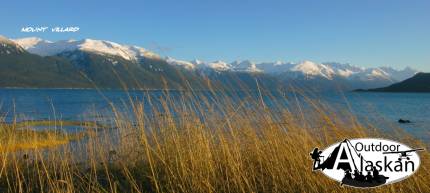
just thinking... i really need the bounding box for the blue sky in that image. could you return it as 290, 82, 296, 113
1, 0, 429, 71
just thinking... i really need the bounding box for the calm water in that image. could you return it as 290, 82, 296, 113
0, 89, 429, 141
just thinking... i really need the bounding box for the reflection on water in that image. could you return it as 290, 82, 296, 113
0, 89, 429, 141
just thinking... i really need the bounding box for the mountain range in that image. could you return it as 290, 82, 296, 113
0, 35, 419, 90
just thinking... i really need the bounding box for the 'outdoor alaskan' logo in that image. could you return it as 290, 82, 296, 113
310, 138, 424, 188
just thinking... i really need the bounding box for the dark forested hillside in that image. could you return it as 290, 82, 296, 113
364, 73, 430, 92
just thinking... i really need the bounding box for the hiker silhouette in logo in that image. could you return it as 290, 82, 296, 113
311, 139, 354, 171
353, 170, 360, 180
344, 170, 352, 179
365, 171, 373, 182
355, 171, 365, 182
310, 148, 323, 170
342, 167, 389, 187
372, 166, 379, 177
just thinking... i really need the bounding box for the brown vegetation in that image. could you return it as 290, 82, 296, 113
0, 88, 428, 192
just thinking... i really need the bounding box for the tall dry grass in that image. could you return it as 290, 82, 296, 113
0, 86, 429, 193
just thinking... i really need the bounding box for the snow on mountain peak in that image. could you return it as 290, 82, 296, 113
0, 35, 11, 43
6, 36, 418, 82
165, 57, 195, 69
336, 69, 355, 77
0, 35, 26, 54
12, 37, 159, 61
77, 39, 139, 60
12, 37, 51, 49
368, 68, 391, 80
231, 60, 262, 72
291, 60, 335, 79
0, 35, 15, 44
207, 60, 232, 71
162, 57, 415, 82
274, 61, 284, 65
191, 59, 205, 65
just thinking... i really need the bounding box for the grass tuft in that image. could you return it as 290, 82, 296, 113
0, 88, 428, 192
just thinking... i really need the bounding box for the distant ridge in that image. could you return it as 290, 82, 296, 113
10, 36, 417, 83
361, 73, 430, 92
0, 35, 420, 90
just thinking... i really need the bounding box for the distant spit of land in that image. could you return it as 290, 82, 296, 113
356, 72, 430, 93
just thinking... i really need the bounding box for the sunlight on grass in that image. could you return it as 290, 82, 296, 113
0, 122, 86, 152
0, 86, 428, 192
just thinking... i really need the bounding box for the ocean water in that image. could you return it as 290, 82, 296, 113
0, 89, 429, 141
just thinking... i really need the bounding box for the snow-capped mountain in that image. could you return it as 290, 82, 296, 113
255, 61, 295, 74
0, 35, 25, 55
9, 36, 418, 87
230, 60, 262, 72
165, 57, 195, 69
166, 58, 416, 82
0, 35, 13, 44
13, 37, 159, 61
205, 60, 233, 71
379, 66, 417, 82
290, 61, 335, 79
1, 35, 206, 89
164, 57, 234, 71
